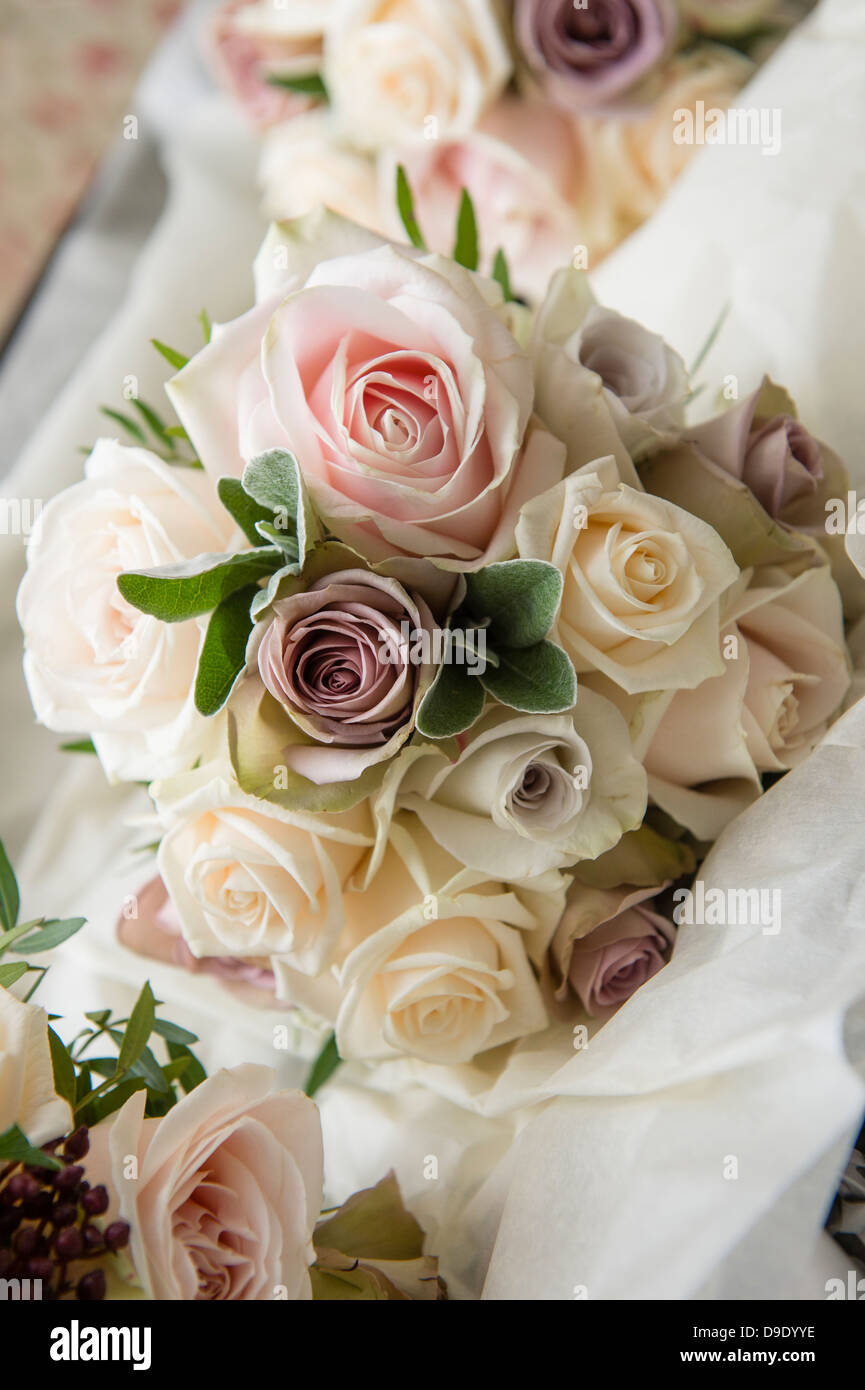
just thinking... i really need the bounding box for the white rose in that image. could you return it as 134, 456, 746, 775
260, 110, 383, 230
324, 0, 511, 151
153, 763, 375, 975
516, 456, 739, 694
16, 440, 236, 783
334, 818, 564, 1065
392, 696, 646, 881
533, 268, 689, 460
0, 988, 71, 1144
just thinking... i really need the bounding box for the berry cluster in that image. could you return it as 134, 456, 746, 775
0, 1127, 130, 1300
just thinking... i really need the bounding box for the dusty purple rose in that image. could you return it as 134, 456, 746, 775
685, 380, 829, 521
254, 568, 435, 762
547, 882, 673, 1017
514, 0, 676, 111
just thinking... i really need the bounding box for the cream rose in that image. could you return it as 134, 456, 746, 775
331, 818, 564, 1065
392, 695, 646, 881
16, 440, 236, 784
168, 211, 565, 572
153, 763, 374, 975
380, 97, 588, 305
516, 456, 739, 694
92, 1066, 322, 1300
260, 110, 383, 229
324, 0, 511, 150
0, 988, 71, 1145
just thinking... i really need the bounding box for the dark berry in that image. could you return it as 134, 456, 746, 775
82, 1186, 109, 1216
22, 1190, 53, 1220
82, 1226, 104, 1252
13, 1226, 38, 1257
54, 1226, 84, 1261
104, 1221, 130, 1251
76, 1268, 106, 1301
7, 1172, 40, 1202
52, 1202, 77, 1229
63, 1128, 90, 1161
26, 1256, 53, 1281
54, 1165, 85, 1193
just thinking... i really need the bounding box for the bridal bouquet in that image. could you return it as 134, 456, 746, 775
16, 185, 863, 1108
207, 0, 817, 299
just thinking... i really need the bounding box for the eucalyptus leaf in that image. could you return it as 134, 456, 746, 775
395, 165, 427, 250
151, 338, 188, 371
0, 962, 28, 988
492, 247, 513, 303
453, 189, 479, 271
0, 839, 19, 930
117, 981, 156, 1073
48, 1027, 77, 1106
304, 1032, 341, 1098
266, 71, 328, 98
11, 917, 86, 954
0, 1124, 61, 1171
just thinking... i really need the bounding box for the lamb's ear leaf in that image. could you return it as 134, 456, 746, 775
415, 662, 484, 739
242, 450, 320, 563
217, 476, 277, 546
479, 640, 576, 714
194, 584, 258, 717
117, 549, 280, 622
463, 559, 563, 649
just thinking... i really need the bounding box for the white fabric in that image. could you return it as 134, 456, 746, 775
0, 0, 863, 1301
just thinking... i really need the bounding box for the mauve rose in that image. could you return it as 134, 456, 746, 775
550, 883, 673, 1016
685, 383, 829, 521
681, 0, 780, 38
250, 568, 436, 782
515, 0, 677, 111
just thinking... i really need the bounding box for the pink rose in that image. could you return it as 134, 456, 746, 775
515, 0, 677, 111
207, 1, 319, 130
91, 1066, 322, 1300
549, 882, 673, 1017
383, 97, 587, 304
168, 213, 565, 572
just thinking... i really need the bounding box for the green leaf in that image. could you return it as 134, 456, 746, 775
47, 1027, 77, 1107
0, 961, 28, 988
99, 407, 147, 444
250, 560, 302, 621
130, 397, 174, 451
117, 981, 156, 1074
480, 640, 576, 714
254, 521, 301, 559
0, 1124, 61, 1171
304, 1033, 341, 1098
395, 165, 427, 251
117, 548, 280, 622
151, 338, 189, 371
0, 840, 19, 930
491, 247, 513, 303
453, 189, 479, 272
194, 584, 257, 717
11, 917, 86, 954
84, 1009, 112, 1027
242, 450, 318, 564
199, 308, 212, 344
415, 660, 485, 739
266, 71, 328, 98
77, 1076, 148, 1127
60, 739, 97, 755
217, 477, 278, 547
152, 1018, 199, 1046
464, 560, 563, 649
314, 1172, 424, 1262
166, 1040, 206, 1094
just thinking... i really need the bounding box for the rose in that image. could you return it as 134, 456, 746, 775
681, 0, 781, 37
250, 566, 436, 783
579, 44, 753, 235
516, 456, 739, 694
393, 694, 646, 881
548, 881, 673, 1017
208, 0, 332, 129
168, 212, 566, 572
324, 0, 511, 150
326, 818, 565, 1065
381, 98, 588, 304
16, 440, 236, 784
0, 988, 71, 1144
153, 763, 374, 975
117, 875, 281, 1011
260, 112, 383, 230
89, 1065, 322, 1300
533, 268, 689, 460
514, 0, 677, 112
